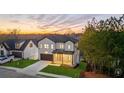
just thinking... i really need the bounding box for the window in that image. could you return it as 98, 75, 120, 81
0, 50, 4, 56
51, 44, 54, 49
63, 55, 72, 62
68, 55, 71, 61
56, 54, 63, 61
16, 43, 20, 49
68, 45, 71, 49
40, 44, 42, 48
60, 44, 64, 49
44, 44, 49, 49
1, 45, 3, 48
29, 43, 33, 48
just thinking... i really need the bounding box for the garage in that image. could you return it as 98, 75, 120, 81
40, 54, 53, 61
12, 52, 22, 58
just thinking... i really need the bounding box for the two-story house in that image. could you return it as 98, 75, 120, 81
38, 35, 80, 66
0, 35, 80, 66
2, 39, 38, 60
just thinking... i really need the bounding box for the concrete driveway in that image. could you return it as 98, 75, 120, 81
19, 61, 50, 76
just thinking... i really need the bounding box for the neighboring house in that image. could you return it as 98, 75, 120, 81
3, 39, 38, 60
38, 35, 80, 66
0, 41, 9, 56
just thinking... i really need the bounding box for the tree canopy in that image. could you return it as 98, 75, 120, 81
79, 15, 124, 76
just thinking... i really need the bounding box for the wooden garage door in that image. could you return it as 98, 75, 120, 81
12, 52, 22, 58
40, 54, 53, 61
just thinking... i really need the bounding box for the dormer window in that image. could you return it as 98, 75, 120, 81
29, 43, 33, 48
15, 43, 20, 49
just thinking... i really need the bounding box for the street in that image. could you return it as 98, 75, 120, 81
0, 68, 46, 78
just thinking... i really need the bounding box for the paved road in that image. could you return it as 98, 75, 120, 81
0, 68, 46, 78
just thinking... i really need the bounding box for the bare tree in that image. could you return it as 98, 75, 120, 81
8, 28, 20, 39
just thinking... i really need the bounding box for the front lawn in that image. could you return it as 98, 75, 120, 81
1, 59, 37, 68
41, 62, 87, 78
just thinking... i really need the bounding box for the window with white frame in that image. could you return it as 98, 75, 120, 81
1, 45, 3, 48
0, 50, 4, 56
15, 43, 20, 49
44, 44, 49, 49
51, 44, 54, 49
68, 45, 71, 49
60, 44, 64, 49
68, 55, 71, 61
29, 43, 33, 48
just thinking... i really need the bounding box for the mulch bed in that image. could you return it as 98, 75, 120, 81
80, 71, 109, 78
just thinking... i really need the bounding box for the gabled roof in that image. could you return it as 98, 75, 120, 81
0, 41, 9, 50
38, 35, 78, 43
3, 39, 35, 51
32, 39, 38, 47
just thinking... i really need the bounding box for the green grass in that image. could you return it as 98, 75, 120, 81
41, 62, 87, 78
1, 59, 37, 68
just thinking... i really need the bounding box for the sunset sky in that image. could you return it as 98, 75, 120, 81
0, 14, 121, 34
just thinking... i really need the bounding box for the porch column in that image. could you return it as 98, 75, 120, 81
62, 53, 63, 65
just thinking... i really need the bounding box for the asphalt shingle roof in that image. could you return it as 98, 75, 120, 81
39, 35, 78, 43
3, 39, 30, 51
1, 35, 78, 51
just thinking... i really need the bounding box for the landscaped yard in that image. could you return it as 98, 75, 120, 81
0, 59, 37, 68
41, 62, 87, 78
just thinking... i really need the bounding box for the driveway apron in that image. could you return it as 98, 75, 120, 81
20, 61, 50, 76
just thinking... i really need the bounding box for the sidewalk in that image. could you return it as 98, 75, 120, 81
38, 72, 70, 78
0, 66, 21, 71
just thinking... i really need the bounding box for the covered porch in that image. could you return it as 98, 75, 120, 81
52, 49, 74, 66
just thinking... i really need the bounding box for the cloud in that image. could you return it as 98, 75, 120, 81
0, 14, 121, 34
9, 20, 20, 23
